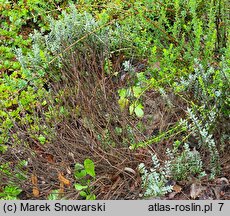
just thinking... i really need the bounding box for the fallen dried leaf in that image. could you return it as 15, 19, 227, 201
216, 177, 229, 185
173, 184, 182, 193
66, 166, 72, 175
32, 187, 40, 197
58, 173, 71, 187
59, 182, 64, 194
168, 192, 177, 199
190, 183, 203, 199
31, 174, 38, 185
46, 154, 54, 163
220, 190, 225, 196
31, 174, 39, 197
124, 167, 136, 175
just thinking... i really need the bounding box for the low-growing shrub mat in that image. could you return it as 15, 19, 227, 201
1, 0, 229, 200
1, 88, 229, 200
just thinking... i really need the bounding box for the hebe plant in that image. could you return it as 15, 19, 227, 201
167, 141, 206, 181
174, 57, 229, 178
139, 141, 206, 197
186, 107, 221, 178
138, 155, 173, 198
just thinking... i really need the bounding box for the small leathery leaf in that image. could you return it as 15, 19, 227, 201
173, 184, 182, 193
58, 172, 71, 186
33, 187, 40, 197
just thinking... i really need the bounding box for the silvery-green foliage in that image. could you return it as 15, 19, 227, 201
123, 60, 134, 72
15, 48, 25, 69
42, 4, 132, 58
139, 141, 206, 197
15, 29, 50, 80
45, 7, 103, 54
174, 57, 229, 178
167, 142, 205, 181
176, 58, 229, 110
138, 155, 173, 198
187, 107, 220, 178
16, 3, 137, 79
14, 4, 110, 84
